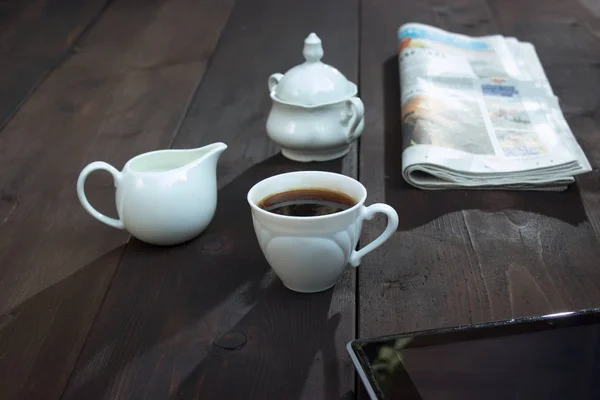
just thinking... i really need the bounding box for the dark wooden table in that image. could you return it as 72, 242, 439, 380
1, 0, 599, 399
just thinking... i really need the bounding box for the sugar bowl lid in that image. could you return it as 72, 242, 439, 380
268, 33, 357, 107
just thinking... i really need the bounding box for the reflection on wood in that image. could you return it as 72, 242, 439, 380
359, 7, 600, 400
0, 0, 233, 398
63, 0, 358, 398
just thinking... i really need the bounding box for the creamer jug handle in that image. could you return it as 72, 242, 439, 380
77, 162, 125, 229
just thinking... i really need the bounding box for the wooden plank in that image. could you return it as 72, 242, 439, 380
62, 0, 358, 399
484, 0, 600, 237
0, 0, 109, 131
0, 1, 234, 399
359, 0, 600, 374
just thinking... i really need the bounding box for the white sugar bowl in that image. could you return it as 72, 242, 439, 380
266, 33, 365, 162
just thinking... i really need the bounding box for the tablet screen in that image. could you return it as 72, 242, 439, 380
350, 310, 600, 400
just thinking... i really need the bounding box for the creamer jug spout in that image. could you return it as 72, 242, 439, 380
190, 142, 228, 171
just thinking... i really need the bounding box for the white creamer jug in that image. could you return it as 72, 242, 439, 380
77, 142, 227, 245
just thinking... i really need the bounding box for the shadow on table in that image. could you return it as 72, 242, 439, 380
0, 246, 128, 400
381, 55, 589, 231
168, 153, 346, 399
51, 152, 348, 399
173, 279, 343, 399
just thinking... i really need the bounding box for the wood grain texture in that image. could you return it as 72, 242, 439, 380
63, 0, 358, 399
0, 1, 233, 399
358, 0, 600, 360
0, 0, 109, 131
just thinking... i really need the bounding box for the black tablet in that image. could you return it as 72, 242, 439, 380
347, 308, 600, 400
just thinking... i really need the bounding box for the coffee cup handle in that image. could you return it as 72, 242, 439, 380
349, 204, 399, 267
77, 161, 125, 229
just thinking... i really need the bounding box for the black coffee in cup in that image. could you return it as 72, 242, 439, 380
258, 188, 357, 217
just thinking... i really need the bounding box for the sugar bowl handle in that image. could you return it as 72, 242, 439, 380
268, 73, 284, 92
344, 97, 365, 141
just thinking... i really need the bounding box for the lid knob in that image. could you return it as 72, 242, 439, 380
303, 33, 323, 63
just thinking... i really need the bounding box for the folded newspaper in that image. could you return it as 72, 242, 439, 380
398, 23, 591, 191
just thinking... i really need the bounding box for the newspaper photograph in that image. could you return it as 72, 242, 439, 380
397, 23, 591, 191
402, 93, 495, 155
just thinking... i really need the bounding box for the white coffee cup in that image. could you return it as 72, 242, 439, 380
247, 171, 399, 293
